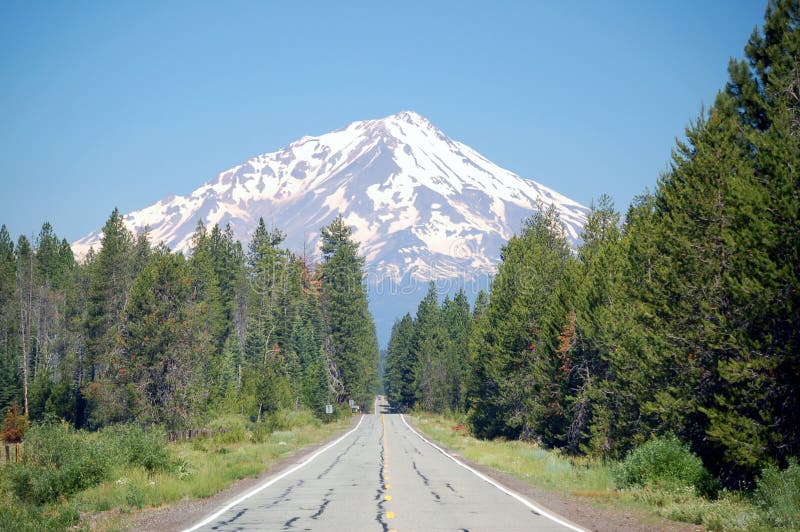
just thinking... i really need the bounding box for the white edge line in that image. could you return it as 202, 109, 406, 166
400, 414, 587, 532
183, 414, 365, 532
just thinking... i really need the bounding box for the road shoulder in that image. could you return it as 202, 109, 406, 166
124, 415, 362, 532
404, 416, 702, 532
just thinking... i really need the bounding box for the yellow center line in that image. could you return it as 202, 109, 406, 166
382, 412, 390, 479
382, 406, 396, 526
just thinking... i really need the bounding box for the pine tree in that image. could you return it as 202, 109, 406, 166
31, 223, 75, 384
640, 103, 753, 477
84, 208, 134, 426
566, 196, 625, 455
464, 290, 489, 416
467, 206, 572, 440
213, 334, 242, 402
0, 226, 19, 409
240, 218, 292, 419
637, 1, 800, 476
384, 313, 416, 411
115, 248, 208, 428
210, 224, 243, 347
189, 221, 227, 355
412, 282, 448, 411
291, 273, 329, 413
442, 289, 471, 412
246, 218, 287, 359
700, 0, 800, 476
86, 210, 133, 376
320, 215, 379, 407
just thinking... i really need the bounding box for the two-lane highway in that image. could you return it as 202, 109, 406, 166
186, 398, 584, 531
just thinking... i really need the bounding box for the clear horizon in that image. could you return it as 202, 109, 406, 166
1, 1, 767, 243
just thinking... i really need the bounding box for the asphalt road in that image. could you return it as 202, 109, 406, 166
186, 398, 583, 531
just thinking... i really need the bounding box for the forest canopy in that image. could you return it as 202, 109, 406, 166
0, 213, 379, 430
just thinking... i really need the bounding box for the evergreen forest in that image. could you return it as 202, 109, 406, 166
0, 212, 379, 430
385, 1, 799, 486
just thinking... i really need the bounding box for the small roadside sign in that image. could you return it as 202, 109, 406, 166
349, 399, 355, 407
325, 404, 333, 414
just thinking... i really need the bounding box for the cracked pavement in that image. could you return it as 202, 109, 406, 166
191, 398, 577, 531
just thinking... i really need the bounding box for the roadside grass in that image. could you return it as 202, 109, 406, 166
81, 415, 350, 530
0, 412, 352, 531
408, 413, 784, 532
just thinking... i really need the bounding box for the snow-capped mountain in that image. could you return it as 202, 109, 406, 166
73, 111, 588, 283
74, 111, 588, 342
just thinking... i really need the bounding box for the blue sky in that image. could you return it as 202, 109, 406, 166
1, 0, 767, 244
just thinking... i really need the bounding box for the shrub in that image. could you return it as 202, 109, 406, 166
209, 415, 249, 444
250, 422, 272, 444
249, 409, 320, 442
614, 436, 717, 497
754, 458, 800, 529
264, 409, 292, 432
3, 405, 29, 443
174, 458, 195, 480
265, 408, 319, 432
125, 483, 145, 509
101, 424, 174, 473
8, 422, 111, 504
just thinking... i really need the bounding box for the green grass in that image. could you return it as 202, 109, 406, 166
0, 412, 352, 531
409, 413, 614, 495
80, 415, 350, 530
408, 413, 785, 531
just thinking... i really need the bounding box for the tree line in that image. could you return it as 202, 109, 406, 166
0, 212, 379, 430
384, 0, 798, 486
383, 284, 472, 414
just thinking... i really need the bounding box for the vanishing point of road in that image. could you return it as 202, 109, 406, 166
185, 398, 585, 532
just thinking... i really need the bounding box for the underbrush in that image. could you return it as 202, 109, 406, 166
753, 458, 800, 530
0, 494, 81, 532
0, 409, 350, 531
8, 422, 112, 505
613, 435, 718, 497
100, 423, 176, 473
410, 412, 797, 531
